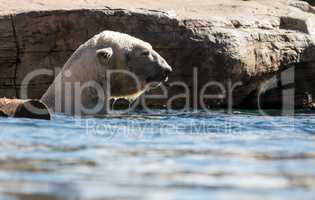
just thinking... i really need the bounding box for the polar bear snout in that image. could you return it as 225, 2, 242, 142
126, 47, 173, 84
160, 58, 173, 74
160, 63, 173, 82
146, 61, 172, 83
147, 51, 173, 83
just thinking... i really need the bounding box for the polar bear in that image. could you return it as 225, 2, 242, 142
41, 31, 172, 115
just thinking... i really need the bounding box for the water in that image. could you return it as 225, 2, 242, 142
0, 110, 315, 200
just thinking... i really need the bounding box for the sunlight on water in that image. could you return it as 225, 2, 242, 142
0, 110, 315, 200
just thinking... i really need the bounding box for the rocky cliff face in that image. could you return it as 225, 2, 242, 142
0, 0, 314, 110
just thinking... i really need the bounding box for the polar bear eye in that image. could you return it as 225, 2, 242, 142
141, 51, 150, 56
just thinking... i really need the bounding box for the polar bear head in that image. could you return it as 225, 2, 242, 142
91, 31, 172, 99
41, 31, 172, 114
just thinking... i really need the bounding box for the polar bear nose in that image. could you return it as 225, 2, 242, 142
163, 64, 173, 73
161, 63, 173, 82
162, 65, 172, 76
146, 62, 172, 83
160, 58, 173, 73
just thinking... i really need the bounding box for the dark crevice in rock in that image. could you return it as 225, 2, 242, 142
9, 14, 20, 98
0, 109, 8, 117
279, 16, 308, 33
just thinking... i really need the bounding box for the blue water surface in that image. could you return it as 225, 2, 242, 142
0, 110, 315, 200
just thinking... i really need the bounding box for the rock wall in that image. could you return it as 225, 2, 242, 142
0, 0, 315, 109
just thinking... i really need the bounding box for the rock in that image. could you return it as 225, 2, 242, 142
0, 0, 315, 110
0, 98, 51, 120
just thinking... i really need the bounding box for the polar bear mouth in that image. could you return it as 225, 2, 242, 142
145, 72, 169, 87
109, 81, 148, 103
146, 74, 168, 84
109, 78, 166, 103
110, 89, 146, 103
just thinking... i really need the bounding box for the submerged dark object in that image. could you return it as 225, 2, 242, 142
0, 98, 51, 120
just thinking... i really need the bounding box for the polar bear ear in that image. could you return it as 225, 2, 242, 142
96, 47, 113, 65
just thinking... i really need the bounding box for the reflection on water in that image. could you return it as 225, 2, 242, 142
0, 110, 315, 200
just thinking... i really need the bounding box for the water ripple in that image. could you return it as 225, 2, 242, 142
0, 110, 315, 199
